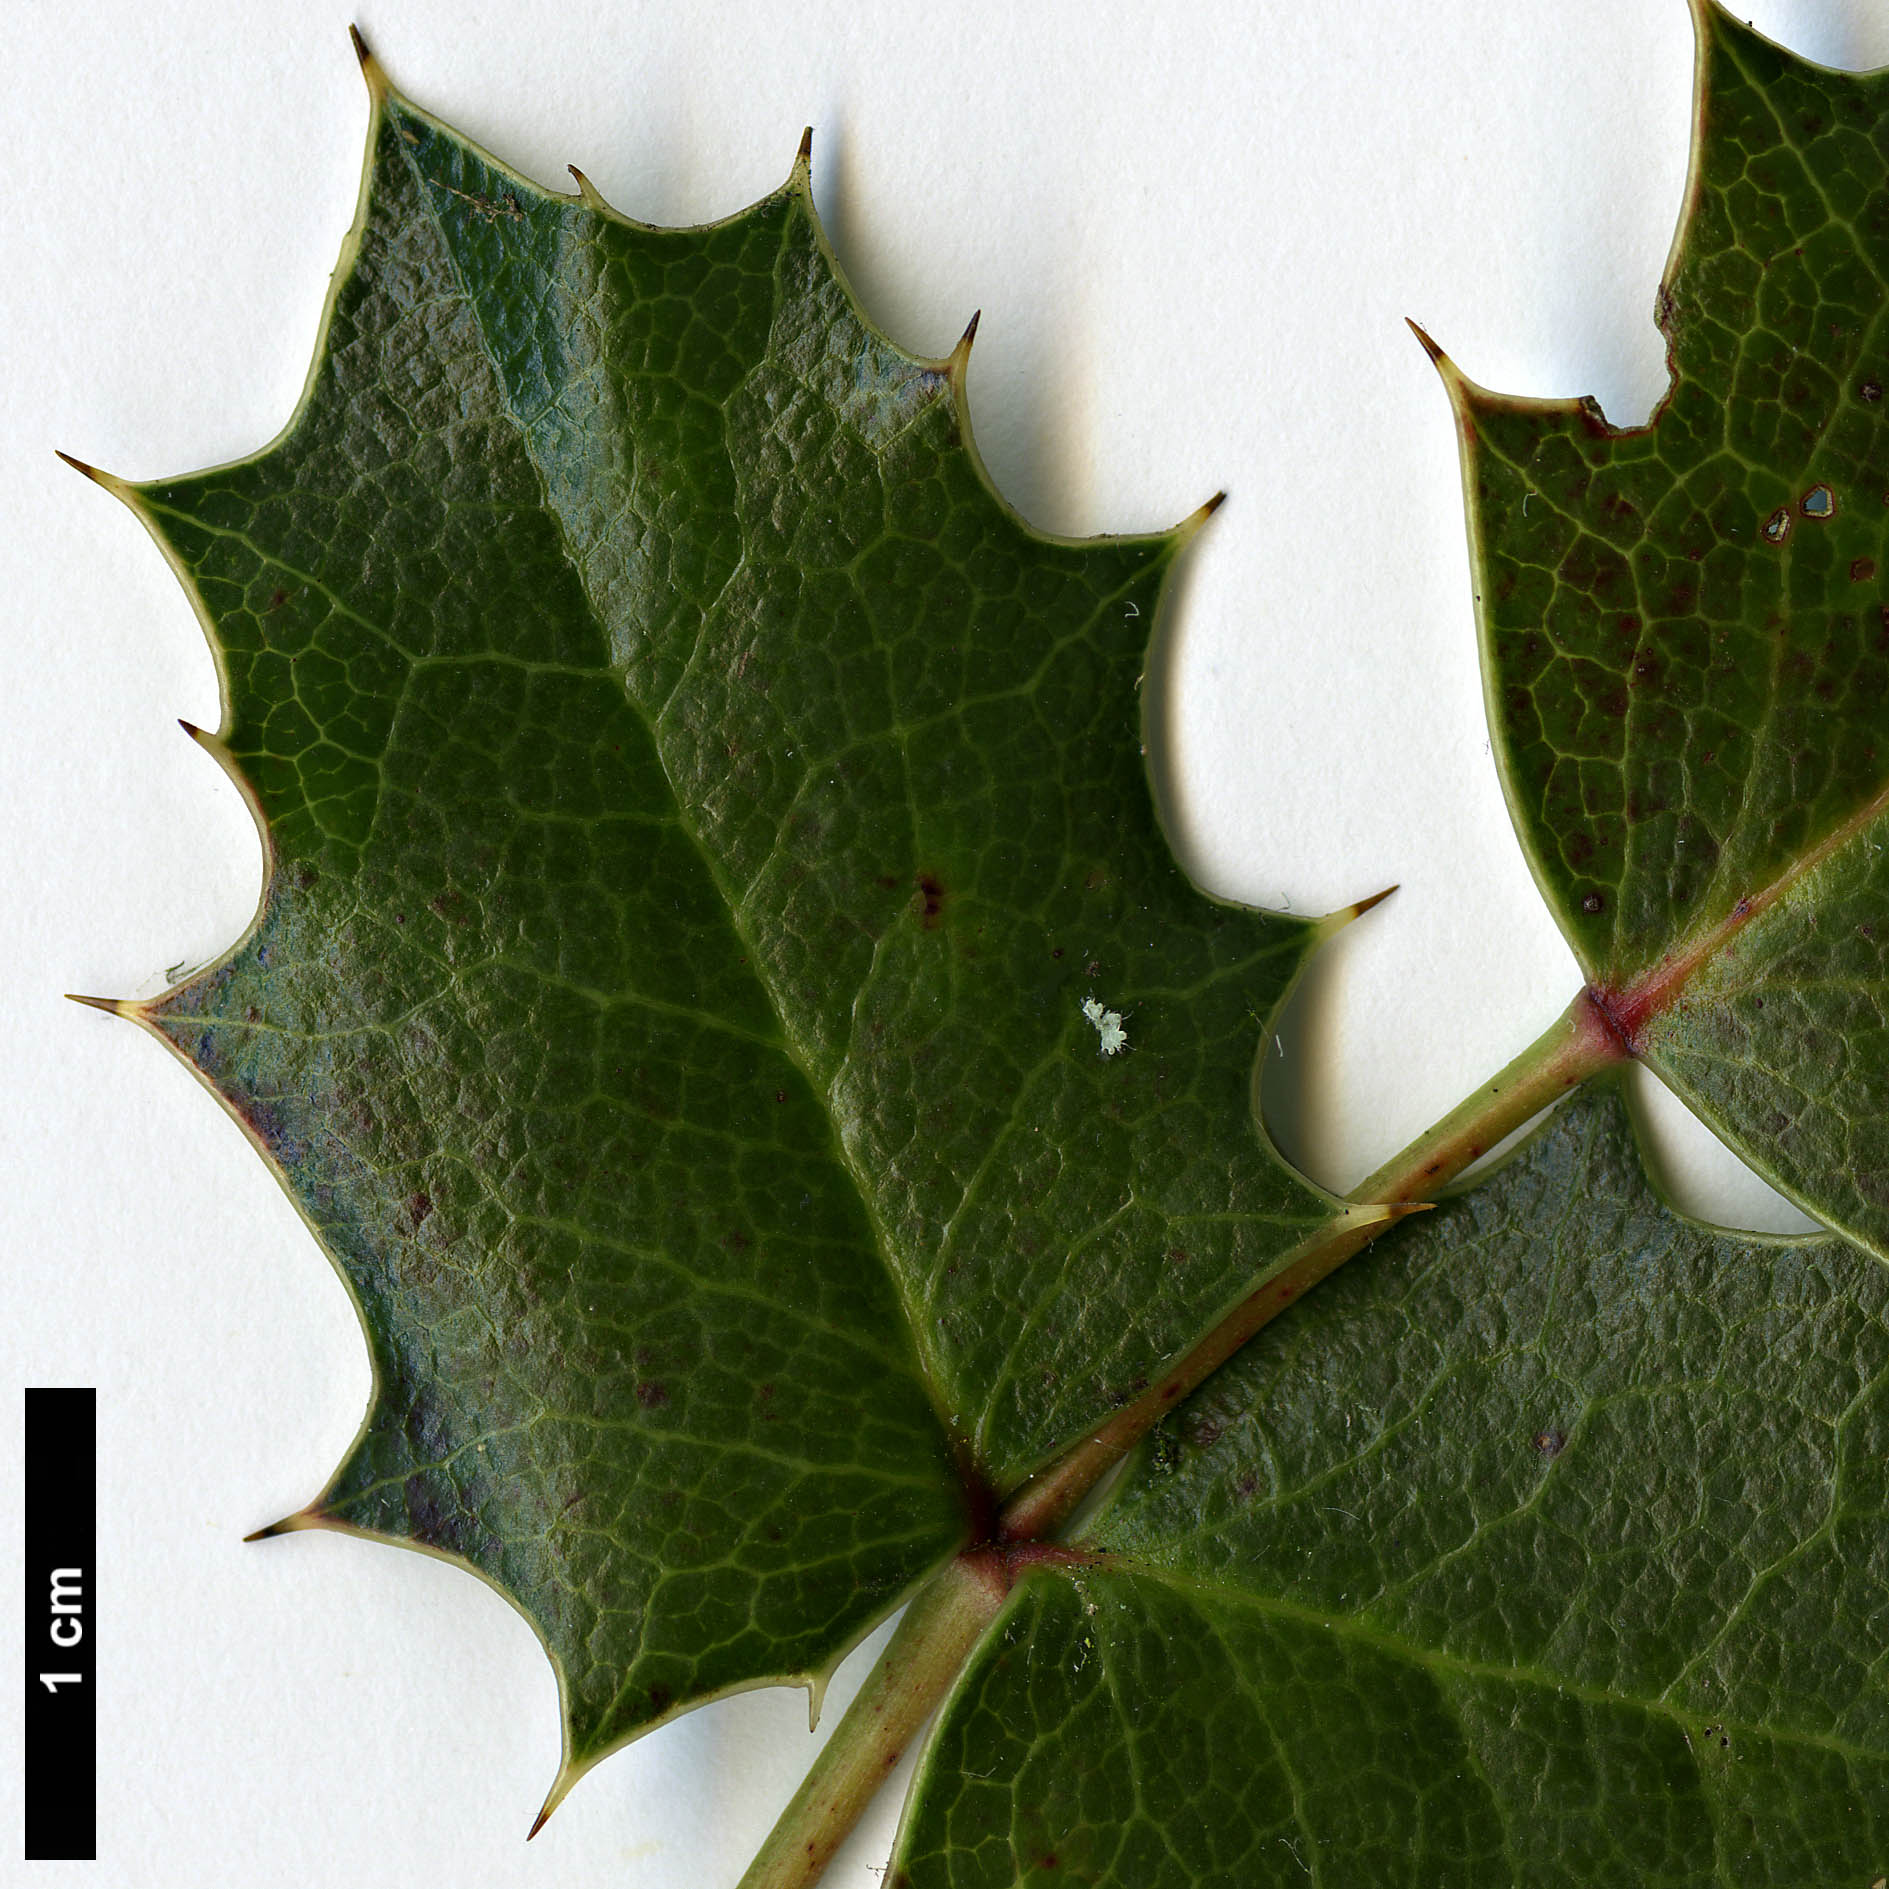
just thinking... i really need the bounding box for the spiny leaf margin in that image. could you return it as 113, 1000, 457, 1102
78, 34, 1380, 1809
1440, 0, 1889, 1259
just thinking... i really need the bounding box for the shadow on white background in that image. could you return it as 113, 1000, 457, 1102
5, 1, 1880, 1882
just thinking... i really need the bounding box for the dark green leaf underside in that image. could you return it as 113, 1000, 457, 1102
124, 68, 1352, 1767
894, 1087, 1889, 1886
1456, 3, 1889, 1257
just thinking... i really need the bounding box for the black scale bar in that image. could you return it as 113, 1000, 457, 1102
23, 1387, 94, 1861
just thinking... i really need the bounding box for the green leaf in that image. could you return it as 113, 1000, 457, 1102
1441, 1, 1889, 1257
892, 1085, 1889, 1887
94, 50, 1365, 1786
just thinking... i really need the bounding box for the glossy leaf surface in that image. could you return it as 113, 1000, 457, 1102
110, 57, 1358, 1780
893, 1086, 1889, 1886
1449, 3, 1889, 1256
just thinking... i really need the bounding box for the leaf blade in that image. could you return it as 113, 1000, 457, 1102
1450, 2, 1889, 1254
111, 61, 1359, 1776
892, 1087, 1889, 1884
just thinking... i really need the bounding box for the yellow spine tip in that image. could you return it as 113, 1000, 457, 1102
797, 124, 814, 167
1171, 489, 1227, 545
244, 1508, 319, 1543
348, 24, 390, 100
55, 450, 135, 503
948, 309, 981, 376
66, 992, 133, 1018
567, 165, 612, 212
1406, 318, 1473, 402
1351, 883, 1399, 920
1405, 317, 1445, 364
529, 1758, 585, 1839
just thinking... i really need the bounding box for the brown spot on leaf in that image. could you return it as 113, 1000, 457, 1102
1533, 1427, 1567, 1458
1581, 891, 1606, 914
916, 873, 946, 928
1854, 558, 1878, 583
635, 1381, 670, 1409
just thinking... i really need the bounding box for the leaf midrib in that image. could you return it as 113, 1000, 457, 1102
381, 103, 967, 1442
1600, 768, 1889, 1045
1471, 387, 1889, 1025
1099, 1558, 1885, 1766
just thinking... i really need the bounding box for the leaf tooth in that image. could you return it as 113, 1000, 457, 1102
1313, 883, 1399, 943
65, 992, 141, 1020
566, 164, 607, 212
948, 308, 982, 379
54, 450, 134, 502
1170, 488, 1227, 547
789, 123, 814, 194
242, 1508, 324, 1543
1403, 319, 1486, 413
530, 1754, 594, 1841
346, 23, 390, 101
1405, 315, 1448, 366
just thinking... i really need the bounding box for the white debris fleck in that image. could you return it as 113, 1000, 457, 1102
1081, 996, 1129, 1057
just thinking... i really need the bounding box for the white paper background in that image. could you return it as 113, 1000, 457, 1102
4, 2, 1885, 1883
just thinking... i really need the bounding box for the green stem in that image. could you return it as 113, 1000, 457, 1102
735, 1558, 1008, 1889
998, 987, 1622, 1540
1353, 984, 1624, 1202
739, 986, 1625, 1887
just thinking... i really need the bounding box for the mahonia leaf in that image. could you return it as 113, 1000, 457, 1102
85, 43, 1375, 1796
892, 1085, 1889, 1886
1436, 1, 1889, 1257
